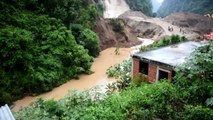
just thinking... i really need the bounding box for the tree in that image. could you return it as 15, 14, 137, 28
0, 7, 93, 105
78, 28, 100, 57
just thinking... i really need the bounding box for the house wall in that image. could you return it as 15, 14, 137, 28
132, 58, 173, 83
132, 58, 140, 79
148, 63, 157, 83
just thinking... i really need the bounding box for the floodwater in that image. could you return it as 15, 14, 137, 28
12, 47, 132, 112
12, 38, 154, 112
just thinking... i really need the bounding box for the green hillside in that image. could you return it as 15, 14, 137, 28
0, 0, 100, 105
125, 0, 153, 16
158, 0, 213, 17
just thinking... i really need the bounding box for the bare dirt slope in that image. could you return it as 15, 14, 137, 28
164, 12, 213, 34
122, 17, 164, 39
119, 11, 201, 40
94, 17, 141, 50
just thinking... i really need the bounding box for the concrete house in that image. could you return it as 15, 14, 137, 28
132, 41, 204, 83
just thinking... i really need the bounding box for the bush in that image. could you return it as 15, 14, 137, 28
174, 44, 213, 104
181, 105, 213, 120
106, 59, 132, 78
140, 35, 187, 52
78, 28, 100, 57
106, 59, 132, 92
110, 19, 124, 34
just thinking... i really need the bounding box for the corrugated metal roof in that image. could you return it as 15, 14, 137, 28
0, 104, 15, 120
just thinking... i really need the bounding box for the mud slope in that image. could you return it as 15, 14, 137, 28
164, 12, 213, 34
94, 17, 140, 50
119, 11, 201, 40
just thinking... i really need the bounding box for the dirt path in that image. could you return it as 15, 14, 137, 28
128, 17, 197, 38
104, 0, 130, 18
13, 47, 132, 112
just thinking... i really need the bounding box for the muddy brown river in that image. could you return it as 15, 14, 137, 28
12, 47, 132, 112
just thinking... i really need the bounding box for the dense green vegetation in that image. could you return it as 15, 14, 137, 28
125, 0, 153, 16
158, 0, 213, 17
140, 35, 187, 51
71, 25, 100, 57
0, 0, 100, 105
94, 0, 105, 17
15, 43, 213, 119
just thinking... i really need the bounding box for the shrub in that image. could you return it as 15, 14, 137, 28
78, 28, 101, 57
181, 105, 213, 120
106, 59, 132, 92
174, 44, 213, 105
110, 19, 124, 34
106, 59, 132, 78
140, 35, 187, 52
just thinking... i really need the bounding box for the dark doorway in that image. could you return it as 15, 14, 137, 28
158, 70, 168, 80
172, 71, 176, 79
139, 61, 149, 75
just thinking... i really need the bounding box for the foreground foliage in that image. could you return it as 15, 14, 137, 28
175, 44, 213, 105
15, 81, 213, 120
106, 60, 132, 92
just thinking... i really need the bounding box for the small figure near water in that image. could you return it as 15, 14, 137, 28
115, 44, 120, 55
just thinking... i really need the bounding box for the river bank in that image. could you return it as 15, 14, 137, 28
12, 37, 155, 112
12, 47, 132, 111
